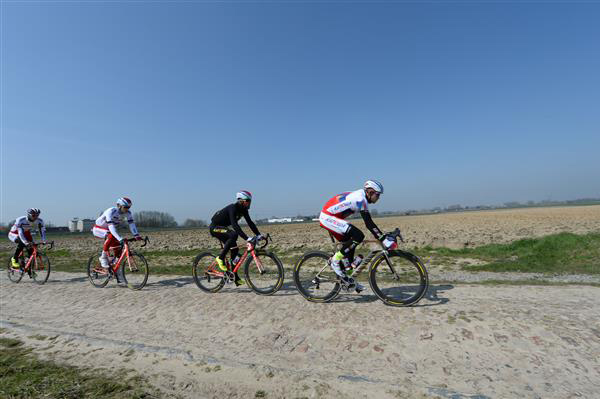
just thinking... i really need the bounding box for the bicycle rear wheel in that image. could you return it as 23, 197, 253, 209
293, 251, 341, 302
87, 253, 110, 288
369, 250, 428, 306
244, 251, 284, 295
7, 257, 24, 283
32, 253, 51, 285
121, 252, 149, 290
192, 252, 225, 293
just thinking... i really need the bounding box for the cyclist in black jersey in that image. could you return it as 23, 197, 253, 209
209, 191, 263, 285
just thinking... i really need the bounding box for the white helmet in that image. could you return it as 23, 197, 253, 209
236, 190, 252, 201
116, 197, 132, 208
27, 208, 41, 218
364, 180, 384, 194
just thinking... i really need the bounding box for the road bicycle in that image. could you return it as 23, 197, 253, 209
86, 236, 150, 290
192, 234, 284, 295
293, 228, 428, 306
7, 241, 54, 285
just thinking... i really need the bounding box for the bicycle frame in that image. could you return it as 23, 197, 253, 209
105, 237, 149, 274
319, 231, 404, 280
17, 242, 54, 272
209, 235, 271, 277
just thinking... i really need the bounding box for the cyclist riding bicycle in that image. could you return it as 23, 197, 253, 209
319, 180, 397, 292
210, 191, 263, 286
92, 197, 142, 277
8, 208, 47, 269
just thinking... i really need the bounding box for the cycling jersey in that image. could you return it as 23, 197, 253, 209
93, 207, 139, 242
8, 216, 46, 244
210, 203, 260, 241
320, 189, 382, 240
321, 189, 368, 219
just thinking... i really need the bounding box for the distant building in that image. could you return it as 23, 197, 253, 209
268, 218, 292, 223
68, 219, 79, 232
69, 218, 95, 232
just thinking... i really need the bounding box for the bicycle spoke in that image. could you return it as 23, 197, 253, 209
244, 251, 284, 295
192, 253, 225, 293
32, 254, 51, 285
122, 253, 149, 290
294, 252, 341, 302
369, 252, 428, 306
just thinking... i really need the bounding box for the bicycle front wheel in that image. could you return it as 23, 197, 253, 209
369, 250, 428, 306
293, 251, 341, 302
7, 257, 24, 283
32, 253, 51, 285
244, 251, 284, 295
121, 252, 149, 290
192, 252, 225, 293
87, 253, 110, 288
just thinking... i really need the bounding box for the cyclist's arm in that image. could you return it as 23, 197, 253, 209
107, 222, 123, 242
17, 226, 30, 244
126, 212, 140, 236
360, 210, 383, 240
38, 219, 47, 242
228, 205, 249, 240
243, 210, 260, 237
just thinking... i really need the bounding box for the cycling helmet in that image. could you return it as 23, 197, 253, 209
364, 180, 384, 194
236, 191, 252, 201
116, 197, 132, 208
27, 208, 41, 217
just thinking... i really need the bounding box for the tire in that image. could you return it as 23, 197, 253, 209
32, 253, 51, 285
121, 252, 149, 290
87, 253, 110, 288
293, 251, 341, 302
368, 250, 429, 307
243, 250, 285, 295
7, 257, 24, 283
192, 252, 225, 293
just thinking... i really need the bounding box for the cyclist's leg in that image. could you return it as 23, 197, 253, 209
339, 225, 364, 263
93, 227, 111, 269
10, 237, 25, 268
319, 213, 352, 277
210, 225, 236, 271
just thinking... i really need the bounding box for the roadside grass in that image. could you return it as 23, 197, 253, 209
2, 232, 598, 276
0, 337, 162, 398
416, 232, 600, 274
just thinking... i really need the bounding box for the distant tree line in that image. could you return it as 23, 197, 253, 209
133, 211, 178, 228
183, 219, 207, 227
128, 211, 207, 228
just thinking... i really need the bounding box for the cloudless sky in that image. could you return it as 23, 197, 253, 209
2, 1, 599, 225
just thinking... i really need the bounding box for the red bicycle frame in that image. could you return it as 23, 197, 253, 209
94, 237, 149, 275
210, 236, 270, 277
17, 242, 54, 272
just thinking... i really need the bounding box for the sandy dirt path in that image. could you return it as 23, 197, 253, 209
1, 271, 599, 399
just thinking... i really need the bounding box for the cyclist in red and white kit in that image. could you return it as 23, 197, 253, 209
8, 208, 47, 269
92, 197, 142, 274
319, 180, 396, 291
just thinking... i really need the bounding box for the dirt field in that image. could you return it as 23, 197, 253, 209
1, 206, 599, 398
2, 205, 599, 253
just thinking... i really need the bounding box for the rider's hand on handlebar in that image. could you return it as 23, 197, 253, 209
119, 239, 126, 247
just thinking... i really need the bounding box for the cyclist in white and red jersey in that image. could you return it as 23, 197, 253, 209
320, 180, 396, 291
92, 197, 142, 273
8, 208, 46, 269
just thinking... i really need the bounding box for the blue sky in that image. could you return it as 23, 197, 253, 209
2, 1, 599, 225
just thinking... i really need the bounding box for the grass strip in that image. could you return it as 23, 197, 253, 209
0, 337, 161, 398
